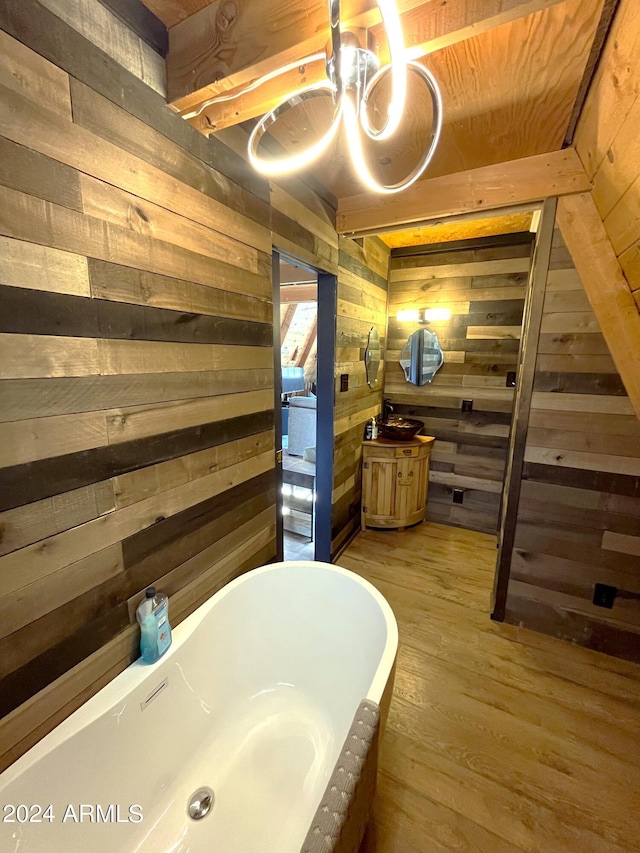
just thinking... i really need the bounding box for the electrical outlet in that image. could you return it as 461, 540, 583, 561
453, 488, 464, 504
340, 373, 349, 392
506, 371, 517, 388
461, 399, 473, 413
593, 583, 617, 609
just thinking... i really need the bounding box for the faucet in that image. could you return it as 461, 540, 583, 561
383, 399, 394, 421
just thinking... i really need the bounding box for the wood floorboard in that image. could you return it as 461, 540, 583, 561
338, 521, 640, 853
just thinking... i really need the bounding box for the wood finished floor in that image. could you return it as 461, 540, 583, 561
338, 521, 640, 853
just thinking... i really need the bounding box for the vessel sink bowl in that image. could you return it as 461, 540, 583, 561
378, 417, 424, 441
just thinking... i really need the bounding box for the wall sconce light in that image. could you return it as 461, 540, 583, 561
396, 308, 451, 323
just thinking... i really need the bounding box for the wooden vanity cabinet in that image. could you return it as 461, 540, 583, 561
361, 436, 435, 531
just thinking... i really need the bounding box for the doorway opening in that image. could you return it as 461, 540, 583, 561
278, 257, 318, 560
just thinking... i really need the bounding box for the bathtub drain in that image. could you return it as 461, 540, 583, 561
188, 787, 214, 820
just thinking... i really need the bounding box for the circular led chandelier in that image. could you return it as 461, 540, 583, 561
247, 0, 443, 194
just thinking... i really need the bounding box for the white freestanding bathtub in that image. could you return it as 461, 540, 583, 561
0, 561, 397, 853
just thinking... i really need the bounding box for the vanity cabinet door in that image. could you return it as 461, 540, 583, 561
361, 437, 434, 531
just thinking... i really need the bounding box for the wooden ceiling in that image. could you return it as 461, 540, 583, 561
379, 211, 534, 248
140, 0, 606, 212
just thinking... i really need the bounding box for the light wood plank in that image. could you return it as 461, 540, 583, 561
271, 183, 338, 249
106, 389, 274, 445
97, 338, 272, 376
0, 334, 99, 380
556, 193, 640, 419
524, 445, 640, 477
430, 470, 504, 493
114, 430, 274, 508
590, 93, 640, 220
0, 411, 108, 469
79, 174, 263, 274
540, 311, 602, 334
0, 481, 115, 558
529, 407, 640, 436
88, 261, 271, 323
0, 29, 71, 118
602, 531, 640, 558
337, 149, 590, 235
619, 240, 640, 297
543, 288, 592, 313
603, 172, 640, 256
526, 427, 640, 458
0, 237, 89, 296
545, 268, 583, 291
575, 0, 640, 180
531, 391, 635, 415
467, 325, 522, 340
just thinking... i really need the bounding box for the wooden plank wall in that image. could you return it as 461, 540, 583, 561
332, 237, 390, 555
504, 227, 640, 661
575, 0, 640, 311
385, 238, 533, 534
0, 0, 277, 771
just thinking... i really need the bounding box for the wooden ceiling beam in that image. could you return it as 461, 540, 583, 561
280, 303, 297, 342
281, 284, 319, 303
296, 317, 318, 370
169, 0, 569, 124
557, 192, 640, 421
337, 149, 591, 236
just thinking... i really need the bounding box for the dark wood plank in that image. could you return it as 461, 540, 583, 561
123, 470, 275, 572
0, 285, 272, 346
0, 411, 274, 511
94, 0, 168, 56
332, 483, 360, 541
471, 271, 529, 289
87, 259, 271, 323
394, 403, 513, 427
0, 135, 82, 212
533, 370, 627, 395
0, 601, 130, 717
523, 462, 640, 499
123, 481, 275, 577
272, 208, 338, 273
338, 248, 389, 291
389, 239, 533, 269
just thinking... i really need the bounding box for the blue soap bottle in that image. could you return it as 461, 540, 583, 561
136, 586, 172, 663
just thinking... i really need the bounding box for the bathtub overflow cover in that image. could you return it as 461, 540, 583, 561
188, 787, 215, 820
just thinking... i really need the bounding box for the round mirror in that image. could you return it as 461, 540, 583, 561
364, 326, 381, 388
400, 328, 444, 385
